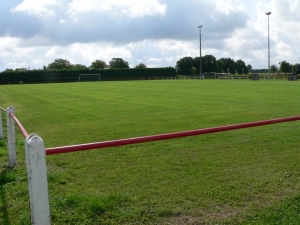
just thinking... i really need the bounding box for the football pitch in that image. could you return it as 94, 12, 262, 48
1, 79, 300, 224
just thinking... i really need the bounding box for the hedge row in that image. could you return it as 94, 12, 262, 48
0, 68, 176, 84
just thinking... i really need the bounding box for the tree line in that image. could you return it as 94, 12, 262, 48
0, 58, 176, 84
2, 56, 300, 76
2, 58, 147, 73
175, 55, 252, 75
269, 61, 300, 76
176, 55, 300, 76
252, 62, 300, 78
0, 67, 176, 84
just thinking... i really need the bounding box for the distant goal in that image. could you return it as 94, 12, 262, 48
79, 74, 101, 82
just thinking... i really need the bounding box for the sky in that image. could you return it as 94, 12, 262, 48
0, 0, 300, 72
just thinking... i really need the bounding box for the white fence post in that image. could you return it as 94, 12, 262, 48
6, 106, 16, 167
25, 134, 51, 225
0, 109, 3, 139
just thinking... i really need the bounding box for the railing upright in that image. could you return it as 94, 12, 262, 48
25, 134, 51, 225
2, 104, 300, 225
6, 106, 16, 167
0, 109, 3, 139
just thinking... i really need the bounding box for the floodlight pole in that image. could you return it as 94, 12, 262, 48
266, 12, 271, 81
197, 25, 203, 79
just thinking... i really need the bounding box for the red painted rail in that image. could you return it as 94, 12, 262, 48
9, 113, 29, 138
45, 115, 300, 155
0, 107, 29, 138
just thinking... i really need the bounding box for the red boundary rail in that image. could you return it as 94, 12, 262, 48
2, 105, 300, 156
9, 113, 29, 138
0, 107, 29, 138
46, 115, 300, 155
2, 108, 299, 225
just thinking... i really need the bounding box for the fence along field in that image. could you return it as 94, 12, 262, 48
1, 80, 300, 224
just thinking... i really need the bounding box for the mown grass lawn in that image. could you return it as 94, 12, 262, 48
1, 79, 300, 224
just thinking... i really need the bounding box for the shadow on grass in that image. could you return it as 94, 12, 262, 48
0, 167, 16, 225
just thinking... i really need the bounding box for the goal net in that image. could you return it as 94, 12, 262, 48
79, 74, 100, 82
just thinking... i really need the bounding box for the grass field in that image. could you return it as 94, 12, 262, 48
1, 79, 300, 224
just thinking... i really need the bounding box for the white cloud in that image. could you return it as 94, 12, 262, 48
151, 40, 199, 64
121, 0, 167, 17
148, 57, 162, 62
153, 40, 195, 53
215, 0, 245, 14
0, 37, 49, 69
274, 41, 295, 64
11, 0, 60, 17
0, 37, 19, 58
45, 42, 132, 65
67, 0, 166, 20
1, 0, 300, 72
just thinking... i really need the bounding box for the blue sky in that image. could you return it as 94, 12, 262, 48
0, 0, 299, 71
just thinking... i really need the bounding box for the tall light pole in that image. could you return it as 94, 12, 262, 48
266, 12, 271, 81
197, 25, 202, 79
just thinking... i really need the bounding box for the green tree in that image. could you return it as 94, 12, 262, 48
217, 58, 236, 74
235, 59, 247, 74
14, 68, 28, 72
109, 58, 129, 69
176, 57, 194, 75
279, 61, 292, 78
247, 64, 252, 74
135, 63, 147, 69
72, 64, 88, 70
90, 60, 107, 69
198, 55, 218, 74
293, 63, 300, 75
190, 67, 196, 75
270, 65, 278, 75
47, 59, 72, 70
3, 69, 13, 72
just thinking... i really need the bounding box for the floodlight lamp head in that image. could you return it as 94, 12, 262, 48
197, 25, 202, 28
266, 12, 271, 15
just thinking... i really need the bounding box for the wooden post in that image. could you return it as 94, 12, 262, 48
0, 109, 3, 139
6, 106, 16, 167
25, 134, 51, 225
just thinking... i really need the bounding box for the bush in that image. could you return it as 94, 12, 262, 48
0, 68, 176, 84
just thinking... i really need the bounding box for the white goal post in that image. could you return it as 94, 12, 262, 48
79, 74, 101, 82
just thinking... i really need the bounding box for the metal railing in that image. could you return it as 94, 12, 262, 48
1, 105, 300, 224
46, 115, 300, 155
0, 106, 50, 224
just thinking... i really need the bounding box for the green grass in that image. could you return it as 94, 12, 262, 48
1, 79, 300, 224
